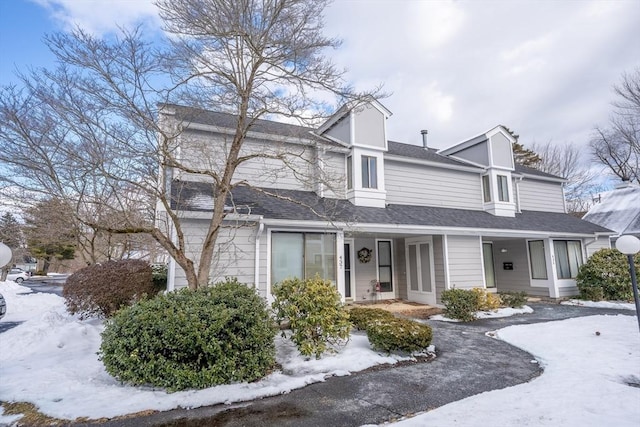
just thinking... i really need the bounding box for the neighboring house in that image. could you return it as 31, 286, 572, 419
583, 181, 640, 241
161, 101, 613, 304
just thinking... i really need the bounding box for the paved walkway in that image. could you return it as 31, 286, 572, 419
92, 303, 633, 427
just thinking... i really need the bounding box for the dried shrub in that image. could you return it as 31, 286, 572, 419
471, 288, 501, 311
63, 260, 157, 319
498, 291, 528, 308
272, 276, 351, 359
100, 278, 276, 391
347, 307, 395, 330
366, 318, 433, 354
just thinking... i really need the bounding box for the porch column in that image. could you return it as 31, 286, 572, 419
336, 231, 345, 302
545, 238, 560, 298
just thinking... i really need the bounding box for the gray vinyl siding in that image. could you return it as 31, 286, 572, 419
173, 219, 259, 291
325, 115, 351, 144
395, 238, 407, 300
447, 235, 484, 289
433, 235, 446, 303
451, 141, 489, 165
490, 133, 514, 168
492, 239, 549, 297
585, 236, 611, 257
385, 160, 483, 210
518, 179, 566, 213
354, 104, 386, 148
320, 151, 347, 199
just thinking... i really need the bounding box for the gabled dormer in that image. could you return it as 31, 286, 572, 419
440, 126, 517, 217
317, 100, 392, 208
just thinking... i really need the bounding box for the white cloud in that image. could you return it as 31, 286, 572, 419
32, 0, 159, 35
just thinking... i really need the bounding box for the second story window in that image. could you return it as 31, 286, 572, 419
346, 155, 353, 190
497, 175, 509, 202
482, 175, 491, 202
362, 155, 377, 189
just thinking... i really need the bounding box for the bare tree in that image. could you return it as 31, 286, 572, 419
590, 68, 640, 184
0, 0, 376, 289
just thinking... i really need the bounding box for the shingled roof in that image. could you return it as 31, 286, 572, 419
171, 182, 612, 235
386, 141, 477, 168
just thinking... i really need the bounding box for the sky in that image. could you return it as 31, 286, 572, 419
0, 278, 637, 425
0, 0, 639, 151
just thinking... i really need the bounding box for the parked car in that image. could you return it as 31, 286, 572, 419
6, 268, 29, 284
0, 292, 6, 320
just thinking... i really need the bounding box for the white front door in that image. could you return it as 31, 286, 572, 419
406, 240, 436, 305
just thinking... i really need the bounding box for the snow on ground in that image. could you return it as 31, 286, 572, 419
0, 281, 422, 422
562, 299, 636, 311
430, 305, 534, 322
388, 314, 640, 427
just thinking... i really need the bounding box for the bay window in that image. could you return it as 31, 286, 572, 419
362, 155, 377, 189
497, 175, 509, 202
554, 240, 583, 279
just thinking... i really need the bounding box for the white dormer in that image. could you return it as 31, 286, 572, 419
318, 100, 392, 208
440, 126, 517, 217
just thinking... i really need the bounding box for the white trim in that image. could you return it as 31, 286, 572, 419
443, 234, 451, 290
479, 237, 487, 289
253, 219, 264, 290
515, 172, 567, 184
336, 231, 345, 302
343, 238, 355, 301
384, 154, 485, 173
405, 237, 436, 305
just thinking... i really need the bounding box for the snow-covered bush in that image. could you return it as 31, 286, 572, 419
577, 248, 639, 301
272, 277, 351, 359
63, 260, 157, 318
348, 307, 395, 330
366, 318, 432, 354
100, 278, 277, 391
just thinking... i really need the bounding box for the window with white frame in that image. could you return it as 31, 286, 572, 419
361, 155, 377, 189
482, 175, 491, 202
553, 240, 583, 279
377, 240, 393, 292
346, 155, 353, 190
497, 175, 509, 202
528, 240, 548, 280
271, 232, 336, 285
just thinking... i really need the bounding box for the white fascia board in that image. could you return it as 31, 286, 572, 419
443, 155, 489, 170
486, 125, 517, 143
316, 105, 351, 134
384, 154, 485, 173
517, 172, 567, 184
311, 132, 351, 151
439, 134, 487, 156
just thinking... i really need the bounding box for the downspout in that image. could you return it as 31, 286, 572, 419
254, 217, 265, 291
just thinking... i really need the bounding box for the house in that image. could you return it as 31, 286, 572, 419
161, 101, 613, 304
582, 181, 640, 241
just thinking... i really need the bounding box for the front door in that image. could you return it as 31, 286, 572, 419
406, 240, 436, 305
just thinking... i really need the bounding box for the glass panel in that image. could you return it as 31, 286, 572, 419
361, 156, 370, 188
344, 243, 351, 298
482, 243, 496, 288
305, 234, 336, 282
369, 157, 377, 189
498, 175, 509, 202
420, 243, 432, 292
377, 240, 392, 292
528, 240, 548, 279
346, 156, 352, 190
482, 175, 491, 202
554, 240, 571, 279
409, 245, 418, 291
379, 267, 392, 292
271, 233, 303, 285
567, 241, 583, 278
378, 240, 391, 265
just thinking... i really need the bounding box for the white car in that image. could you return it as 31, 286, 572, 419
6, 268, 29, 284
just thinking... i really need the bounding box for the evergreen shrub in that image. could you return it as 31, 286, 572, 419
272, 276, 351, 359
63, 259, 156, 319
366, 318, 433, 354
498, 291, 528, 308
577, 248, 639, 301
99, 278, 277, 391
441, 288, 480, 321
348, 307, 395, 330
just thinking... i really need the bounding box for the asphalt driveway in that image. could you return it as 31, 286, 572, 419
91, 303, 633, 427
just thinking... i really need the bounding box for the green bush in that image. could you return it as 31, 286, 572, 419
63, 260, 157, 319
348, 307, 395, 330
441, 288, 480, 321
272, 277, 351, 359
498, 291, 528, 308
577, 248, 640, 301
99, 278, 277, 391
366, 318, 433, 354
151, 263, 168, 292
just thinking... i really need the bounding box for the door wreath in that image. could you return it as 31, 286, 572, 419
357, 247, 372, 263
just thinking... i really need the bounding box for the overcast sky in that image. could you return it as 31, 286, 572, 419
0, 0, 638, 151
